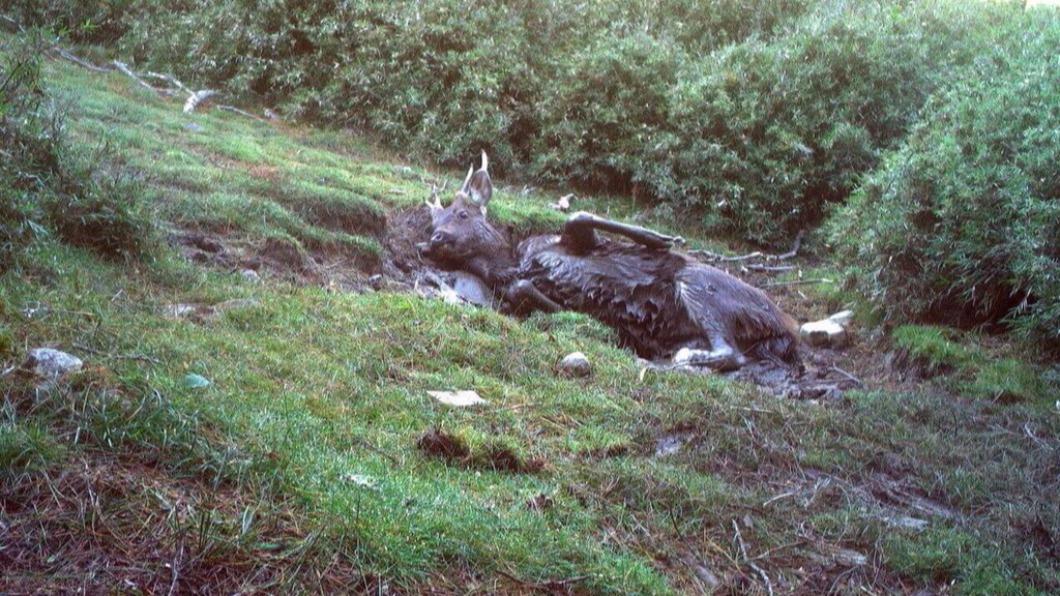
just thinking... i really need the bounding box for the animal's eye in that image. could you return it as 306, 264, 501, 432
458, 210, 469, 220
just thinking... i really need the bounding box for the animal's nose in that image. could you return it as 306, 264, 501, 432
430, 231, 450, 246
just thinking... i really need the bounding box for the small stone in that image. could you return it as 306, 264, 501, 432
557, 352, 591, 378
691, 562, 721, 590
427, 390, 487, 407
183, 373, 211, 389
654, 434, 687, 457
164, 303, 199, 319
24, 348, 82, 383
828, 310, 854, 326
240, 269, 260, 282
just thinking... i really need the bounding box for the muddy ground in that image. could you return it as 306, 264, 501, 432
171, 205, 918, 401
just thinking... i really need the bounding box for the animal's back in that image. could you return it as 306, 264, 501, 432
517, 240, 707, 358
518, 238, 799, 363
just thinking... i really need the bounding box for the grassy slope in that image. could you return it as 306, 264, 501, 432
2, 56, 1059, 593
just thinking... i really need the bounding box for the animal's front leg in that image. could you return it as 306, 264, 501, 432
505, 279, 562, 314
562, 211, 684, 252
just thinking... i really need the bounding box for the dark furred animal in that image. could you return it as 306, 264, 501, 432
423, 153, 800, 370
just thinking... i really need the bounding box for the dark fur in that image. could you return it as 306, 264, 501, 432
424, 157, 799, 367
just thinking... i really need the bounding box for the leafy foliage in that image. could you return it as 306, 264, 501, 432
0, 30, 151, 269
7, 1, 1041, 245
828, 17, 1060, 350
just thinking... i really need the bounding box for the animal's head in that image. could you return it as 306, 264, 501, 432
422, 151, 507, 266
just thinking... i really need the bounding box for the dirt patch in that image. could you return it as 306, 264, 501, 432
477, 446, 546, 474
171, 229, 383, 289
382, 207, 434, 281
248, 164, 281, 181
0, 453, 361, 593
417, 428, 470, 459
416, 429, 546, 474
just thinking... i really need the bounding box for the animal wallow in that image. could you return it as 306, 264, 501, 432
421, 152, 800, 371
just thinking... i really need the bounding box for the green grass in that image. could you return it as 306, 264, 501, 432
893, 325, 1051, 403
2, 51, 1058, 593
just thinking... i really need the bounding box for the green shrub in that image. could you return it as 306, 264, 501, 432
3, 0, 134, 44
1, 30, 153, 267
828, 17, 1060, 351
1, 30, 60, 269
634, 1, 1025, 243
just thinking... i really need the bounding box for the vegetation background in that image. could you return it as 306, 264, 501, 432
2, 0, 1058, 593
8, 0, 1056, 348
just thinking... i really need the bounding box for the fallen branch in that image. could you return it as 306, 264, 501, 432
112, 60, 166, 95
1, 14, 23, 33
831, 365, 863, 387
762, 278, 832, 287
217, 104, 266, 121
745, 264, 797, 273
183, 89, 218, 114
144, 71, 191, 94
51, 47, 112, 73
733, 520, 774, 596
73, 343, 161, 365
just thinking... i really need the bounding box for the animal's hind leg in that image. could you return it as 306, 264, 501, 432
562, 211, 684, 252
672, 330, 747, 372
673, 276, 748, 371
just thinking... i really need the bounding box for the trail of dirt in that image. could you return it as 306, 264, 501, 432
170, 204, 929, 401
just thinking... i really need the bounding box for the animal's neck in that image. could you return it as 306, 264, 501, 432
466, 249, 517, 290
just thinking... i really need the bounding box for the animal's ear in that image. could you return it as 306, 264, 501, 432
462, 151, 492, 210
425, 184, 444, 217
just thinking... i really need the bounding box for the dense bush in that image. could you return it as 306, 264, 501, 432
635, 1, 1025, 243
0, 31, 151, 270
7, 0, 1035, 244
828, 16, 1060, 350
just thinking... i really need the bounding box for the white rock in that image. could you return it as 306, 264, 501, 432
164, 303, 199, 319
828, 310, 854, 326
24, 348, 83, 382
240, 269, 260, 282
557, 351, 591, 378
801, 312, 851, 348
427, 390, 488, 407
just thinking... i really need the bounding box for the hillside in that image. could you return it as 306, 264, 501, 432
2, 47, 1059, 594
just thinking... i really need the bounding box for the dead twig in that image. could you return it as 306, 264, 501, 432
762, 490, 800, 507
762, 278, 832, 287
733, 520, 774, 596
217, 105, 266, 121
112, 60, 165, 95
745, 264, 797, 272
183, 89, 218, 114
51, 47, 112, 73
831, 365, 864, 387
1, 14, 23, 32
72, 343, 161, 365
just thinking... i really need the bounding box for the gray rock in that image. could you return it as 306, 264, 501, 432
240, 269, 260, 282
557, 351, 591, 378
801, 311, 853, 348
24, 348, 83, 385
449, 271, 493, 307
